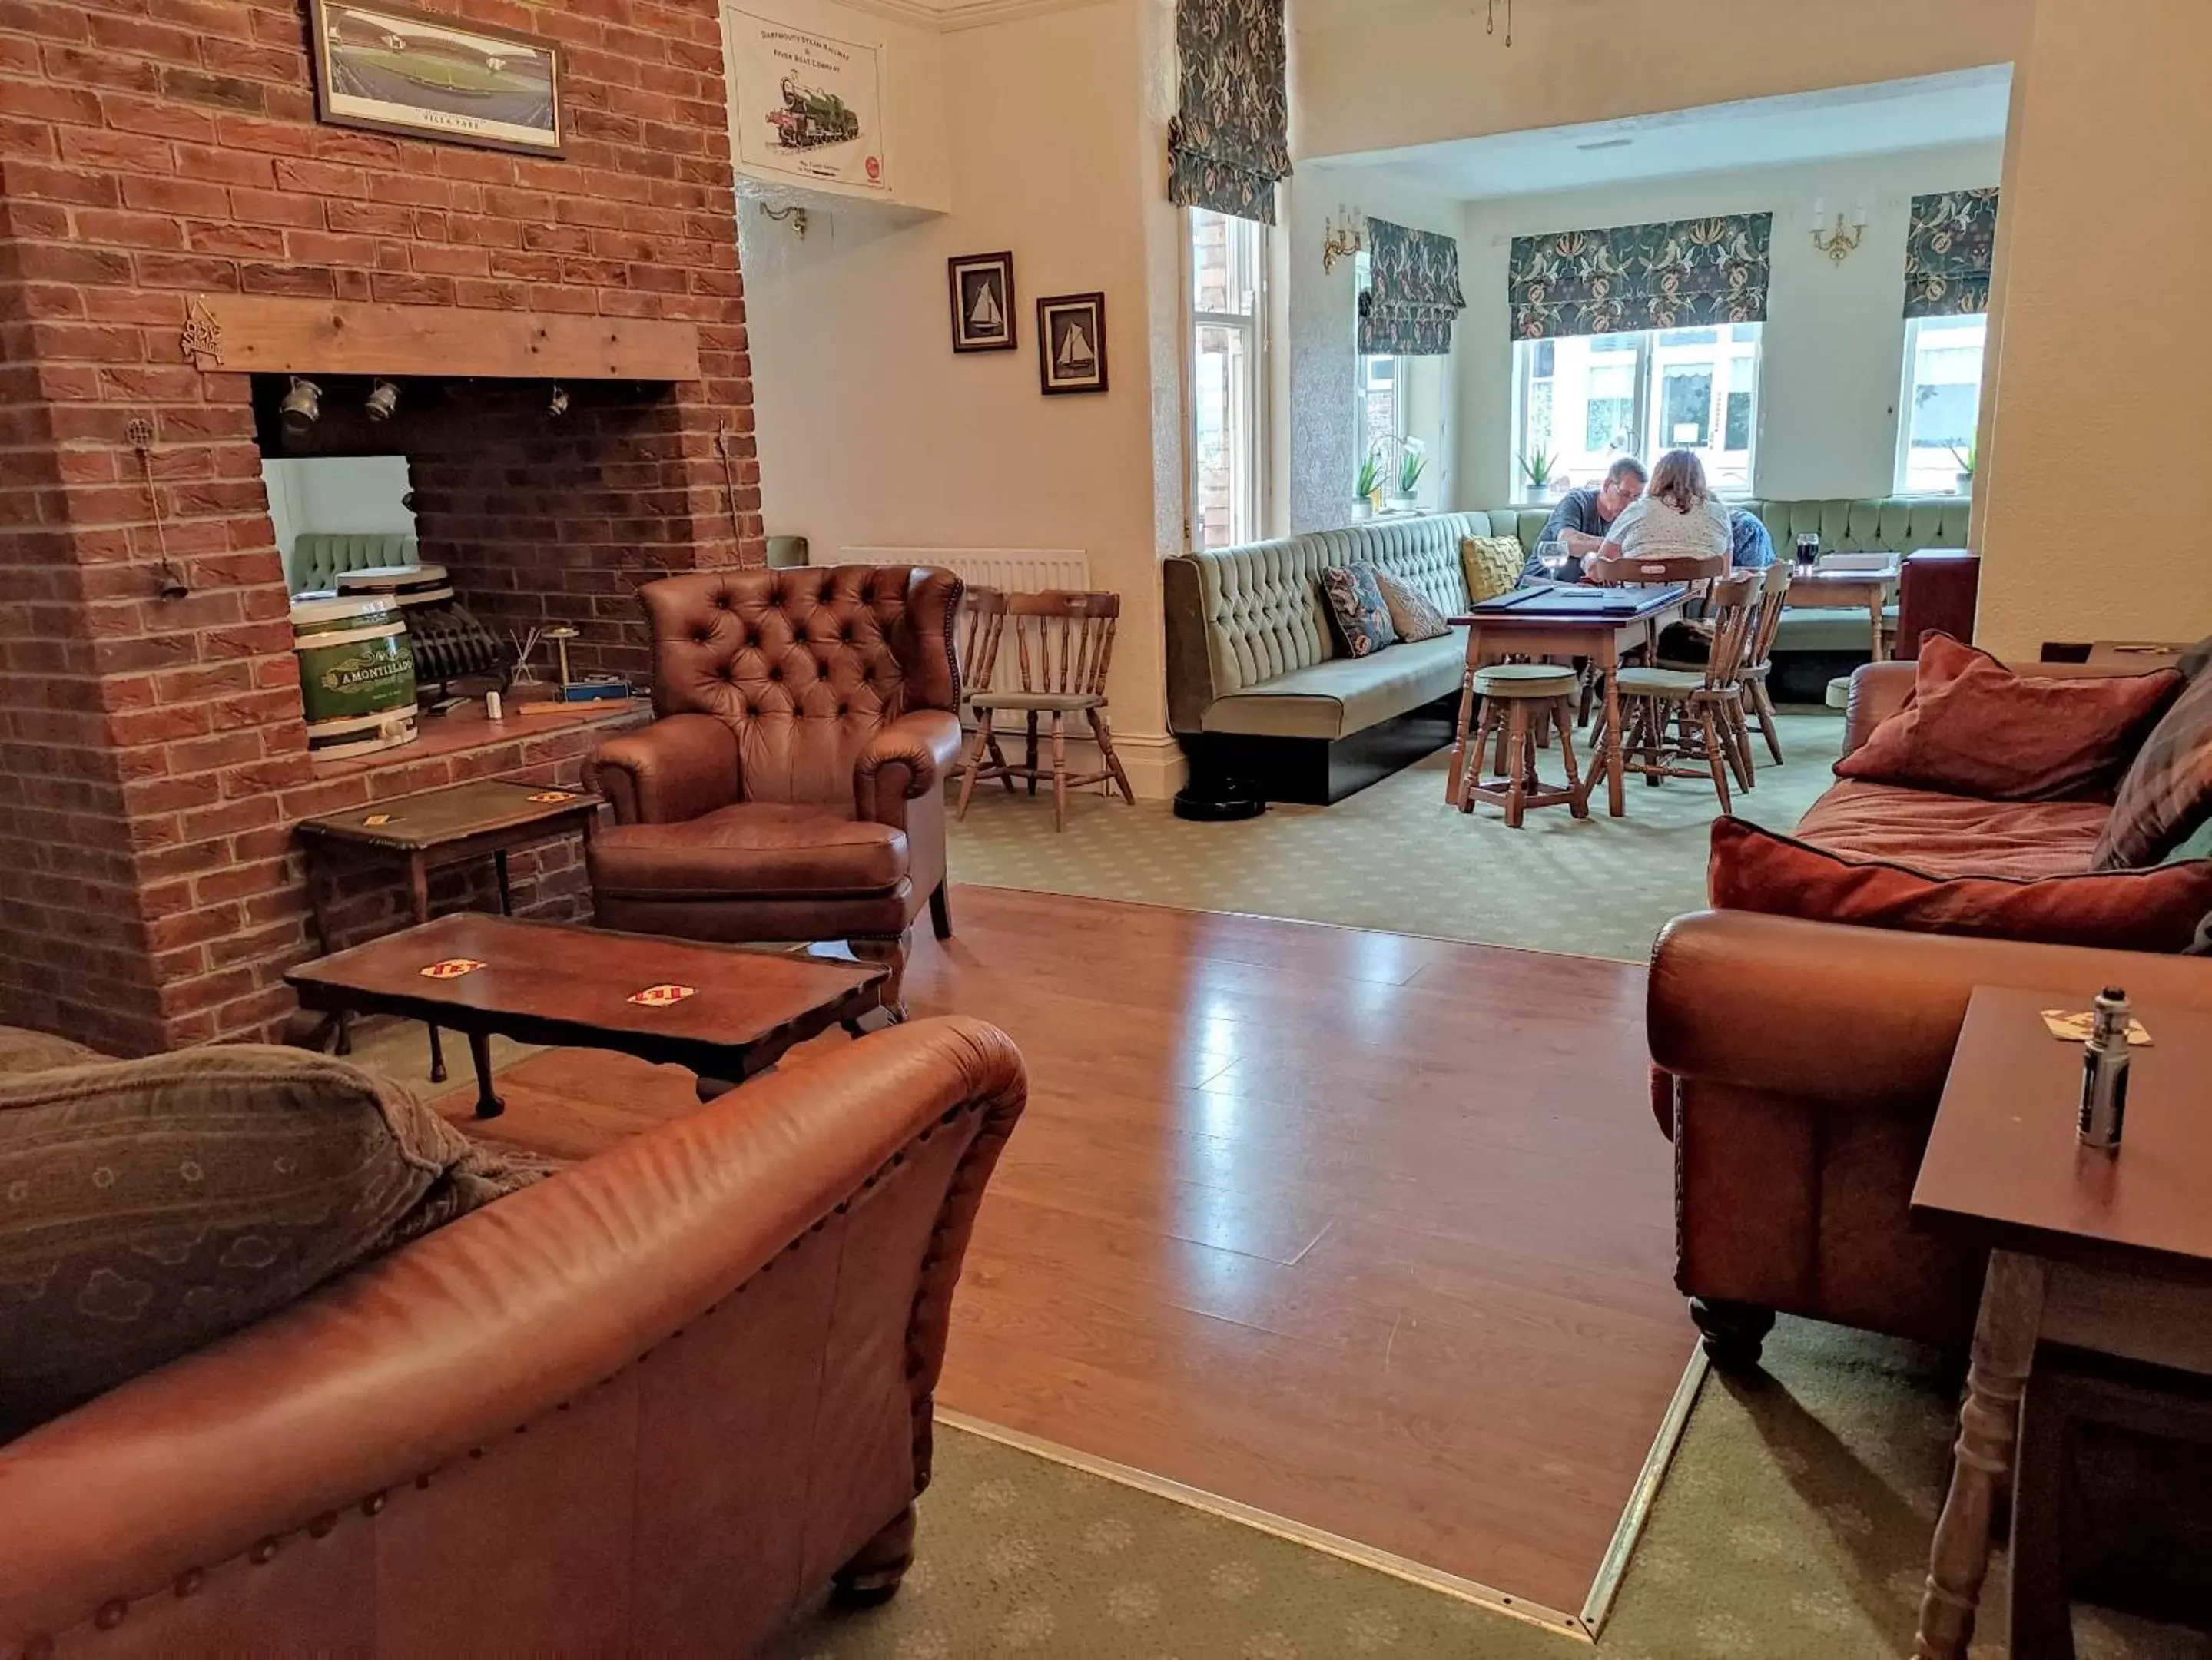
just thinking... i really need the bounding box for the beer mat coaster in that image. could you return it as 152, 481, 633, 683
2041, 1009, 2154, 1045
420, 959, 486, 980
363, 813, 393, 827
628, 983, 696, 1009
526, 790, 574, 803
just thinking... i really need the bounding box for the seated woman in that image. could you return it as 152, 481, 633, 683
1582, 448, 1731, 577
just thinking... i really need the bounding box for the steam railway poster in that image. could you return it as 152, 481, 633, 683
308, 0, 564, 157
728, 12, 887, 191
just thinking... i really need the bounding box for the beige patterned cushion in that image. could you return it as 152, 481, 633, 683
1374, 570, 1451, 642
1461, 536, 1525, 605
0, 1029, 105, 1076
0, 1042, 553, 1438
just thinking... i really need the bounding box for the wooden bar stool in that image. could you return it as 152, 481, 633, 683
1455, 663, 1589, 827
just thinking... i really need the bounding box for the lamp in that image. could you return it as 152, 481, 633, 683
1809, 197, 1869, 263
364, 379, 400, 420
1322, 204, 1365, 274
547, 383, 570, 417
278, 376, 321, 432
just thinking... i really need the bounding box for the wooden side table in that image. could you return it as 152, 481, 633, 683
1909, 988, 2212, 1659
1786, 562, 1899, 662
296, 779, 603, 1081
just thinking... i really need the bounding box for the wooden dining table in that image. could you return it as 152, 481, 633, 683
1786, 559, 1900, 661
1446, 584, 1690, 818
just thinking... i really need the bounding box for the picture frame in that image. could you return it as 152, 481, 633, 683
307, 0, 565, 157
1036, 291, 1108, 396
948, 251, 1017, 354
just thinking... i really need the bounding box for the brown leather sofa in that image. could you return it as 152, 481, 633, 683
0, 1018, 1025, 1655
587, 566, 965, 1010
1650, 661, 2212, 1366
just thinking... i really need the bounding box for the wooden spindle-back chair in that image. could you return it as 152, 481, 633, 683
1593, 569, 1762, 813
953, 590, 1135, 831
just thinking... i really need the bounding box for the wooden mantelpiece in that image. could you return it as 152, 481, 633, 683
184, 294, 702, 382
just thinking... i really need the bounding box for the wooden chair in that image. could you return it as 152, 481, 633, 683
954, 586, 1016, 796
1593, 569, 1760, 813
953, 590, 1135, 831
1576, 550, 1729, 727
1736, 563, 1794, 766
1453, 662, 1589, 828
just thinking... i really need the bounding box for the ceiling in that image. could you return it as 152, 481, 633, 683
1308, 68, 2012, 200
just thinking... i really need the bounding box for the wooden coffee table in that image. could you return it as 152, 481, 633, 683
286, 913, 888, 1118
1909, 987, 2212, 1659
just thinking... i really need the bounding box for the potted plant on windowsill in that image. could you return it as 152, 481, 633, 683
1351, 452, 1382, 521
1949, 439, 1976, 497
1387, 440, 1428, 513
1517, 448, 1559, 504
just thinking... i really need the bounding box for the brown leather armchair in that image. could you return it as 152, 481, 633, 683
0, 1017, 1026, 1655
586, 566, 965, 1010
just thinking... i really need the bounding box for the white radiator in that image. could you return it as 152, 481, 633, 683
841, 546, 1090, 595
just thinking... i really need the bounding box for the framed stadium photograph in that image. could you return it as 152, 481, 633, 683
308, 0, 565, 157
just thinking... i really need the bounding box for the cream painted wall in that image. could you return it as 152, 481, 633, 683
743, 0, 1189, 794
1292, 0, 2030, 161
721, 0, 953, 213
1284, 172, 1465, 531
1975, 0, 2212, 658
1442, 143, 2001, 508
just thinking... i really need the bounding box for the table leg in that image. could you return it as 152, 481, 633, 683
303, 853, 351, 1056
1601, 644, 1626, 817
495, 847, 513, 916
1871, 588, 1888, 662
1446, 641, 1480, 807
467, 1029, 502, 1118
1915, 1250, 2048, 1660
409, 853, 446, 1085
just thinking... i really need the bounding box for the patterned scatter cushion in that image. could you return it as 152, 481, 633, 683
0, 1045, 555, 1439
1373, 570, 1451, 643
1320, 564, 1398, 658
2094, 670, 2212, 870
1460, 536, 1524, 605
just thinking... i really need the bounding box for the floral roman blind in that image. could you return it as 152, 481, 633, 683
1507, 213, 1773, 340
1358, 219, 1467, 356
1167, 0, 1292, 225
1905, 188, 1999, 318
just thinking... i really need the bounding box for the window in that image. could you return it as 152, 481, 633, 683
1514, 325, 1762, 495
1189, 207, 1267, 552
1353, 249, 1407, 478
1896, 314, 1987, 495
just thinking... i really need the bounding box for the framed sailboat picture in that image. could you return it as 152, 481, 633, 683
1037, 291, 1107, 395
948, 251, 1016, 353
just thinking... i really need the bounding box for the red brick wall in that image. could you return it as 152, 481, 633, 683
0, 0, 759, 1052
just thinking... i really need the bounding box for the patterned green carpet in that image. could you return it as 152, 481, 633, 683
772, 1320, 2197, 1659
946, 713, 1844, 963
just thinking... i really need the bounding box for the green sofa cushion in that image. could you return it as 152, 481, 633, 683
287, 531, 420, 595
1201, 631, 1467, 741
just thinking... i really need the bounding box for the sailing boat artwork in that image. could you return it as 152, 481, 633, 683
1036, 291, 1108, 395
948, 250, 1017, 353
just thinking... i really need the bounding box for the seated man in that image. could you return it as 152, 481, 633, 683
1729, 508, 1776, 568
1520, 456, 1647, 582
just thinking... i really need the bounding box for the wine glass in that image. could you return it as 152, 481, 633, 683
1536, 538, 1572, 582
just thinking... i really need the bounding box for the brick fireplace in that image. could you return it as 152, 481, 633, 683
0, 0, 761, 1055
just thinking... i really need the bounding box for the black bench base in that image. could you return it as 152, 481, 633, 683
1179, 694, 1461, 807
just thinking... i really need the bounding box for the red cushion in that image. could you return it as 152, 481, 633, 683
1794, 780, 2108, 880
1834, 634, 2181, 801
1710, 816, 2212, 953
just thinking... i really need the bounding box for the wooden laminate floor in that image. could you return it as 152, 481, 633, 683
439, 886, 1692, 1615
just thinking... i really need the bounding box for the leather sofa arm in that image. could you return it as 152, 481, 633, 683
1840, 661, 1917, 757
0, 1016, 1026, 1642
587, 712, 741, 824
854, 710, 962, 827
1650, 910, 2212, 1120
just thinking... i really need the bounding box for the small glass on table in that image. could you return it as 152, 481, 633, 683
1535, 538, 1575, 583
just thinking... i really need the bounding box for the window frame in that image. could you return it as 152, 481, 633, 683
1893, 312, 1988, 497
1184, 205, 1272, 552
1511, 326, 1763, 499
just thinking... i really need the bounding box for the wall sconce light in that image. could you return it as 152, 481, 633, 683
364, 379, 400, 420
1322, 205, 1365, 274
547, 383, 570, 417
279, 376, 321, 432
1810, 197, 1869, 263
